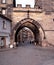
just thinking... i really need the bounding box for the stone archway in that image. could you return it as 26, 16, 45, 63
15, 22, 39, 45
12, 18, 45, 46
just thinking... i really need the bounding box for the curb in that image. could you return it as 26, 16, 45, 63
0, 47, 17, 52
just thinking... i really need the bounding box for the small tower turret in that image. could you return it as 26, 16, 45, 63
35, 0, 42, 9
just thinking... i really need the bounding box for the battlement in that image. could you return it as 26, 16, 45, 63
13, 4, 42, 13
25, 5, 31, 8
17, 4, 31, 9
17, 4, 22, 8
17, 4, 42, 9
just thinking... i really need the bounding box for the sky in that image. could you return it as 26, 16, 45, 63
16, 0, 35, 7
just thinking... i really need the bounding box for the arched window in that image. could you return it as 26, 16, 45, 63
3, 21, 6, 29
2, 8, 6, 15
2, 0, 6, 3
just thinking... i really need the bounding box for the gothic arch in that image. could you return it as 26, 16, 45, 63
12, 18, 45, 45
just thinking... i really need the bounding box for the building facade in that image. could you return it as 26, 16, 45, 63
0, 14, 12, 48
0, 0, 54, 47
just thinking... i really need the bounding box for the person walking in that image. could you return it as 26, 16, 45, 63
0, 38, 4, 48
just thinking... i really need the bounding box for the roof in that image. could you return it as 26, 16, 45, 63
0, 14, 12, 22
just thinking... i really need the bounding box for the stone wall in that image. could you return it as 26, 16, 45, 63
11, 4, 54, 46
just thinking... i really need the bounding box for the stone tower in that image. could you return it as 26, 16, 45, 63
0, 0, 16, 18
35, 0, 42, 9
35, 0, 54, 12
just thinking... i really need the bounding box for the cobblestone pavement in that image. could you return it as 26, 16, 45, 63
0, 44, 54, 65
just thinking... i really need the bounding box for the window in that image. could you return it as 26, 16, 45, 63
2, 0, 6, 3
2, 9, 6, 15
0, 8, 1, 13
3, 21, 6, 29
53, 19, 54, 21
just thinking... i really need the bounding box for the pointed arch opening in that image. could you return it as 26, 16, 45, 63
12, 18, 45, 46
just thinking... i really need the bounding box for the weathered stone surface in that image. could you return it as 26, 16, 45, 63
0, 0, 54, 46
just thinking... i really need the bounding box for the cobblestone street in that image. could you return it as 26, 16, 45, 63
0, 44, 54, 65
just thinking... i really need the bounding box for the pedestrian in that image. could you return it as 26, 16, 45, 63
0, 38, 4, 48
30, 41, 31, 44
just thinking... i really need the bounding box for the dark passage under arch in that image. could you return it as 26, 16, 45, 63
15, 21, 40, 45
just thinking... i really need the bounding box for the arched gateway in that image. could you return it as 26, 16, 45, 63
12, 18, 45, 46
